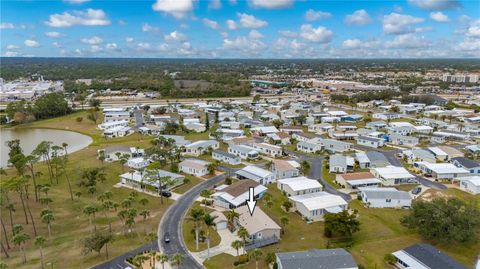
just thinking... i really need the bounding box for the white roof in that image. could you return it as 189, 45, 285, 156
392, 251, 429, 269
213, 184, 268, 207
127, 157, 147, 164
278, 177, 323, 192
373, 166, 415, 179
185, 140, 218, 148
414, 125, 433, 131
251, 126, 279, 133
456, 176, 480, 186
389, 122, 414, 128
241, 165, 273, 178
327, 110, 347, 116
289, 192, 347, 211
415, 162, 469, 174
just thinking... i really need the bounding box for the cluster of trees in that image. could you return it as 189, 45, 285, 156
401, 197, 480, 243
331, 90, 402, 104
5, 93, 71, 124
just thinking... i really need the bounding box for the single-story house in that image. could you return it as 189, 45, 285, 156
250, 126, 279, 136
235, 205, 281, 248
184, 122, 206, 132
389, 133, 419, 147
401, 149, 436, 164
371, 166, 417, 186
159, 135, 191, 146
289, 192, 348, 222
323, 139, 353, 153
336, 172, 381, 190
126, 157, 150, 169
212, 179, 268, 209
454, 176, 480, 194
428, 146, 464, 161
329, 154, 354, 173
98, 120, 129, 130
184, 140, 219, 156
413, 162, 469, 180
99, 145, 144, 162
103, 126, 134, 138
360, 187, 412, 208
356, 136, 385, 148
365, 151, 391, 168
277, 177, 323, 197
276, 248, 358, 269
179, 158, 210, 177
235, 165, 276, 185
392, 243, 468, 269
451, 157, 480, 174
271, 160, 300, 179
297, 139, 323, 153
252, 142, 283, 158
228, 144, 259, 160
104, 110, 130, 122
212, 150, 241, 165
354, 152, 371, 169
119, 170, 184, 190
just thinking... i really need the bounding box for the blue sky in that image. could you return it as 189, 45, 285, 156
1, 0, 479, 58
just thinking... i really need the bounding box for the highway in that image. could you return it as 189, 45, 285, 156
157, 173, 227, 269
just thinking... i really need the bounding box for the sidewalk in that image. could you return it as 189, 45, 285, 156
190, 229, 242, 263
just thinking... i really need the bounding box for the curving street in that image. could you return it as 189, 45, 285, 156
157, 173, 227, 269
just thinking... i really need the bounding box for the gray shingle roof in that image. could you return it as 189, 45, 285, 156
276, 248, 357, 269
403, 244, 468, 269
451, 157, 480, 169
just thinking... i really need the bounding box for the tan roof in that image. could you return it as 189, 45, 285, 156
273, 160, 296, 172
222, 179, 259, 197
296, 132, 318, 139
230, 137, 255, 145
437, 146, 464, 157
276, 132, 290, 139
281, 126, 303, 130
179, 159, 209, 170
236, 206, 281, 235
339, 172, 376, 181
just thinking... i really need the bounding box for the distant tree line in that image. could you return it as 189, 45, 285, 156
5, 93, 71, 124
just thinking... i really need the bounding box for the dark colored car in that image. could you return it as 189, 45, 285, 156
161, 190, 172, 198
164, 232, 170, 243
412, 187, 422, 195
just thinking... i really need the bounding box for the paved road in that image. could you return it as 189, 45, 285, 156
90, 241, 158, 269
415, 175, 448, 190
158, 173, 227, 269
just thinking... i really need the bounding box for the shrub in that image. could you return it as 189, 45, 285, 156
384, 253, 397, 265
76, 117, 83, 122
233, 254, 249, 266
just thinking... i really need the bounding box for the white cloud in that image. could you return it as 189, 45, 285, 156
105, 43, 119, 51
0, 22, 14, 29
430, 11, 450, 22
164, 31, 187, 42
248, 30, 263, 39
4, 51, 19, 57
457, 38, 480, 51
208, 0, 221, 9
226, 20, 237, 30
52, 42, 62, 48
203, 18, 219, 29
345, 9, 372, 25
81, 36, 103, 45
458, 15, 471, 24
385, 34, 429, 49
6, 45, 19, 50
45, 31, 62, 38
299, 24, 333, 43
408, 0, 460, 10
152, 0, 194, 19
125, 37, 134, 43
248, 0, 293, 9
305, 9, 331, 21
223, 36, 266, 56
142, 23, 160, 33
237, 13, 268, 28
279, 30, 298, 38
63, 0, 91, 4
466, 19, 480, 38
342, 39, 362, 49
45, 9, 110, 27
89, 45, 103, 53
24, 39, 40, 48
383, 13, 424, 35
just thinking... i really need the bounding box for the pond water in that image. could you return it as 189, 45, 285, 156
0, 128, 93, 168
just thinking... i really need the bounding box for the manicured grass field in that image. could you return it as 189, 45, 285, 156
205, 185, 479, 269
172, 175, 203, 194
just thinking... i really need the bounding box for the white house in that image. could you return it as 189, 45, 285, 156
179, 158, 210, 177
252, 142, 283, 158
119, 169, 184, 190
297, 139, 323, 153
455, 176, 480, 194
277, 177, 323, 197
329, 154, 354, 173
356, 136, 385, 148
212, 150, 241, 165
360, 187, 412, 208
98, 120, 129, 130
103, 126, 134, 138
228, 144, 259, 160
371, 166, 417, 186
235, 165, 276, 185
271, 160, 300, 179
289, 192, 348, 222
413, 162, 469, 180
104, 110, 130, 123
336, 172, 381, 190
127, 157, 150, 169
184, 140, 219, 156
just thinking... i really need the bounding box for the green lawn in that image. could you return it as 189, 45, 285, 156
205, 185, 479, 269
182, 206, 221, 252
185, 131, 210, 141
322, 162, 342, 189
172, 175, 203, 194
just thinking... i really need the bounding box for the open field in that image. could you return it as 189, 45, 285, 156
205, 185, 479, 269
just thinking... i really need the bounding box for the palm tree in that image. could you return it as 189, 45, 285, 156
187, 207, 204, 251
40, 209, 55, 238
248, 248, 263, 269
200, 189, 212, 207
203, 213, 217, 260
140, 209, 151, 234
170, 253, 184, 269
12, 231, 30, 264
24, 154, 40, 202
83, 205, 98, 232
280, 216, 289, 235
226, 209, 239, 231
34, 236, 46, 269
156, 253, 169, 269
237, 226, 249, 254
231, 240, 244, 257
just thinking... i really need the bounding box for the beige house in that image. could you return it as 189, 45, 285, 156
235, 206, 281, 247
